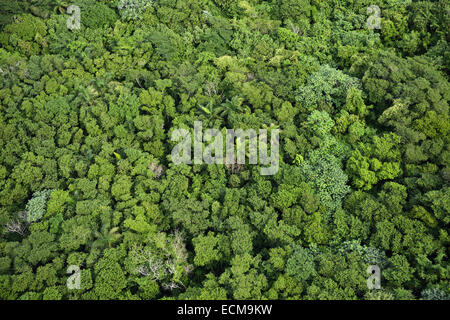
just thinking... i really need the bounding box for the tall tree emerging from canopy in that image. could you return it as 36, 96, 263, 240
296, 65, 361, 114
299, 149, 350, 215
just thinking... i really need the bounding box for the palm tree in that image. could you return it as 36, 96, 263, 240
53, 0, 69, 14
92, 224, 122, 250
196, 101, 224, 127
219, 96, 244, 126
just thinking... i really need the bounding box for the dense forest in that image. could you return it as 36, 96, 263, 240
0, 0, 448, 300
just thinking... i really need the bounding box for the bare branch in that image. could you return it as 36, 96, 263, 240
162, 282, 181, 291
149, 162, 164, 178
5, 220, 26, 236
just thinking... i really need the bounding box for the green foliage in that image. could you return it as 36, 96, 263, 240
299, 150, 350, 214
92, 224, 122, 250
25, 190, 53, 223
117, 0, 153, 21
76, 1, 118, 29
1, 14, 47, 42
0, 0, 448, 302
192, 232, 222, 267
421, 287, 450, 300
0, 0, 25, 29
0, 13, 47, 56
296, 65, 360, 114
213, 0, 238, 10
285, 246, 316, 282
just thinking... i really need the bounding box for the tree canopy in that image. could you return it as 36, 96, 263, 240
0, 0, 448, 301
